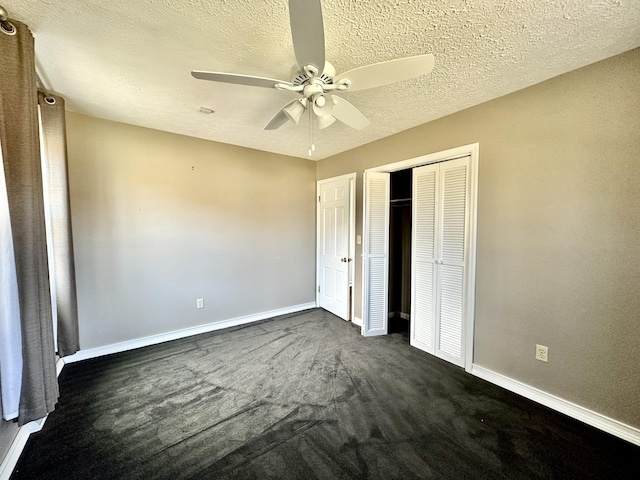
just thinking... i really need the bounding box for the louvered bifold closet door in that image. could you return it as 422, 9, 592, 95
410, 164, 439, 354
436, 157, 470, 366
411, 156, 470, 367
362, 172, 390, 336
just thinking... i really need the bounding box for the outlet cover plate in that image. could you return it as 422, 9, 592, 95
196, 298, 204, 309
535, 344, 548, 362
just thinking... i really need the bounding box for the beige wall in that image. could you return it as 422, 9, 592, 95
317, 48, 640, 428
66, 113, 316, 350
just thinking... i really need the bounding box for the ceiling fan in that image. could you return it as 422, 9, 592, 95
191, 0, 434, 145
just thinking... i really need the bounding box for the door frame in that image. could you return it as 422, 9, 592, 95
361, 143, 479, 372
316, 173, 356, 321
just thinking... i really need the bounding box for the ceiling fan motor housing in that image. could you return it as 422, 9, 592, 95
290, 61, 336, 87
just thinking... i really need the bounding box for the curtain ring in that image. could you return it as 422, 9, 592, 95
0, 20, 16, 35
45, 97, 56, 105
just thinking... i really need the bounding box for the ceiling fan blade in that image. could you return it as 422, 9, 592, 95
191, 71, 288, 89
331, 95, 370, 130
264, 99, 300, 130
334, 54, 434, 92
288, 0, 325, 73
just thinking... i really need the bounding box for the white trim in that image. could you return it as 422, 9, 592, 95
0, 421, 39, 480
0, 359, 64, 480
55, 357, 65, 377
471, 364, 640, 447
352, 316, 363, 327
464, 144, 479, 373
365, 143, 479, 174
64, 302, 316, 363
316, 173, 356, 321
348, 176, 356, 322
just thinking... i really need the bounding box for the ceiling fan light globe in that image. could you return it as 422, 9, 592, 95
312, 93, 334, 117
318, 115, 336, 130
283, 99, 306, 124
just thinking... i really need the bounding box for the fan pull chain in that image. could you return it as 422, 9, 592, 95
308, 107, 311, 156
308, 107, 316, 157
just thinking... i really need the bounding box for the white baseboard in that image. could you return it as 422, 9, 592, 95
0, 422, 36, 480
471, 365, 640, 447
352, 316, 363, 327
0, 359, 65, 480
64, 302, 317, 364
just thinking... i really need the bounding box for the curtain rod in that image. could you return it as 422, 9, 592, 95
0, 5, 56, 101
35, 71, 55, 100
0, 4, 16, 35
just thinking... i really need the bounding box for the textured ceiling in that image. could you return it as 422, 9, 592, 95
3, 0, 640, 160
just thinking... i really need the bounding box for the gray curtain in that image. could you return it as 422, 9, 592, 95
0, 20, 58, 426
38, 92, 80, 357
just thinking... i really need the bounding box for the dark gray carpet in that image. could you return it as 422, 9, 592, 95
11, 309, 639, 479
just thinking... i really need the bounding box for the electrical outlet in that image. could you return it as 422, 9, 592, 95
196, 298, 204, 309
535, 344, 548, 362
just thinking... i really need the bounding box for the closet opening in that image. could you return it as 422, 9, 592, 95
361, 143, 478, 371
388, 168, 412, 335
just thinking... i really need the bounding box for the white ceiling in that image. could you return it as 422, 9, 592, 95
4, 0, 640, 160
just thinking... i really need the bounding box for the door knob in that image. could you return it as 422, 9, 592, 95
341, 257, 347, 262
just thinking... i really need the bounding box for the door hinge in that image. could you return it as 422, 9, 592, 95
318, 195, 321, 202
318, 285, 320, 293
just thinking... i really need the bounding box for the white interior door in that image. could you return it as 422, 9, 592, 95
411, 156, 470, 367
318, 177, 351, 320
362, 171, 390, 336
